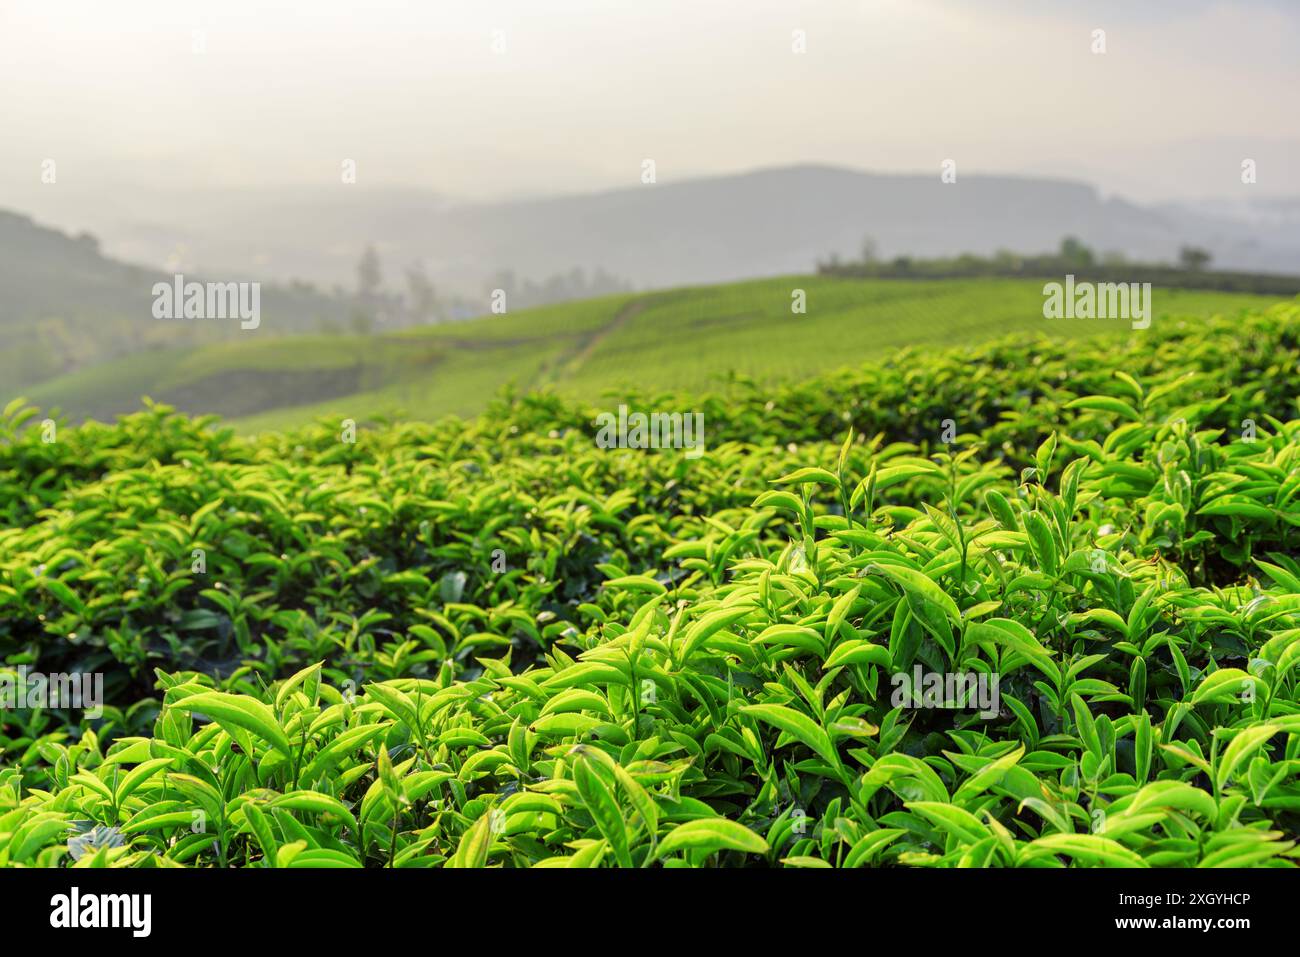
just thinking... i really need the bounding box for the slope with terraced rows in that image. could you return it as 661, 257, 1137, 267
18, 277, 1282, 432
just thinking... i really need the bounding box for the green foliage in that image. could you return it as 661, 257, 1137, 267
2, 303, 1300, 868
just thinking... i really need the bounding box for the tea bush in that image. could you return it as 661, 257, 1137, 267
1, 303, 1299, 867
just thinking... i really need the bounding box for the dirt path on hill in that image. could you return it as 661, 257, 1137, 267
526, 297, 648, 392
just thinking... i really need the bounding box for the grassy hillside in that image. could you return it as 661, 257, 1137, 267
3, 303, 1299, 868
0, 210, 355, 394
20, 276, 1286, 430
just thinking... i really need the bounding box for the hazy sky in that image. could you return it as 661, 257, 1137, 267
1, 0, 1297, 217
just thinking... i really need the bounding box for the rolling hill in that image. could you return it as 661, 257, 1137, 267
0, 210, 355, 393
18, 275, 1289, 432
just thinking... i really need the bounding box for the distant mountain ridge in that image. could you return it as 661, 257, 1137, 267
45, 165, 1300, 297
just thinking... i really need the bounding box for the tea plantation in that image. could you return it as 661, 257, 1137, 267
21, 276, 1280, 431
2, 302, 1299, 867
